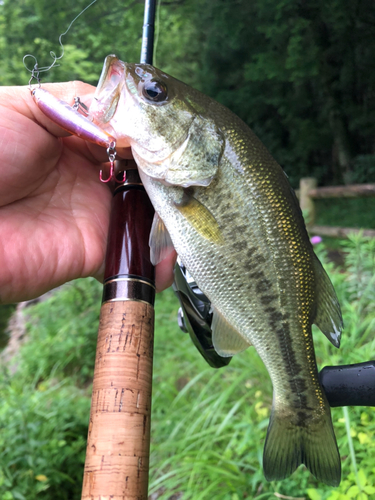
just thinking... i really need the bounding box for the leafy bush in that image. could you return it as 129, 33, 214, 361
149, 236, 375, 500
351, 156, 375, 185
0, 237, 374, 499
0, 304, 16, 350
0, 376, 89, 499
16, 278, 102, 386
315, 198, 375, 230
0, 278, 101, 499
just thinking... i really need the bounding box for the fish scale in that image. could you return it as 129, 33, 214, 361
90, 56, 344, 486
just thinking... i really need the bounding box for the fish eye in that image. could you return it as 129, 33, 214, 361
142, 80, 168, 103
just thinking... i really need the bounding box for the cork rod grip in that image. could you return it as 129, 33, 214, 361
81, 162, 156, 498
81, 300, 154, 499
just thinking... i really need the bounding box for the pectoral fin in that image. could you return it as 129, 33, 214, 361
313, 255, 343, 348
149, 213, 175, 266
212, 307, 251, 357
175, 193, 224, 244
164, 115, 224, 187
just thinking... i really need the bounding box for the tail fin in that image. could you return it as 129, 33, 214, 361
263, 405, 341, 486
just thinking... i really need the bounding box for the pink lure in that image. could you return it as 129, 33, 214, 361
32, 87, 116, 148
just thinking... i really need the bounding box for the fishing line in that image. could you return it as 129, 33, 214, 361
153, 0, 162, 68
23, 0, 99, 83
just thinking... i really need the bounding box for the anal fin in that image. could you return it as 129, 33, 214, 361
212, 307, 251, 357
312, 255, 343, 348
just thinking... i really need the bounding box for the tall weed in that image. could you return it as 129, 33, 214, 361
0, 279, 100, 499
16, 278, 101, 386
0, 237, 374, 499
0, 374, 90, 499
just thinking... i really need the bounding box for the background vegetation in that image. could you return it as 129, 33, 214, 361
1, 0, 375, 499
0, 237, 375, 500
1, 0, 375, 187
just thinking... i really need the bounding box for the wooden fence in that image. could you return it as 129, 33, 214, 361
298, 178, 375, 238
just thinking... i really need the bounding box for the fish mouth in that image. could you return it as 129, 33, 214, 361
89, 55, 193, 159
89, 55, 125, 127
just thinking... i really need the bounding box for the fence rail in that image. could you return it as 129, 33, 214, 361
298, 178, 375, 238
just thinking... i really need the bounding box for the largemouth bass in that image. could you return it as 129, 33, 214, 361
90, 55, 343, 486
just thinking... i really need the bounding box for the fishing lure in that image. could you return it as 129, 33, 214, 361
23, 0, 122, 183
31, 77, 119, 182
31, 80, 118, 182
32, 87, 115, 150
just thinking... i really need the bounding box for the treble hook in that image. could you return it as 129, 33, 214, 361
99, 164, 127, 183
99, 141, 126, 183
100, 161, 115, 183
115, 171, 127, 184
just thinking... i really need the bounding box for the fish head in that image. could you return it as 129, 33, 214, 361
89, 55, 224, 187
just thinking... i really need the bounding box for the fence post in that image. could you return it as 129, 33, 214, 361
299, 177, 317, 228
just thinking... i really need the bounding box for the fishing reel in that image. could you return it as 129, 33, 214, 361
172, 259, 231, 369
173, 260, 375, 406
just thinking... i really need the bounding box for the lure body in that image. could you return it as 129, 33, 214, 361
32, 87, 115, 148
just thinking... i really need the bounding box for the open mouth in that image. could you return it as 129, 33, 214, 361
89, 55, 125, 126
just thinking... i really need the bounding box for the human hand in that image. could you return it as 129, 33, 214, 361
0, 81, 176, 304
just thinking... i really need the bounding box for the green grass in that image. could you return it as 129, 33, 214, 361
149, 238, 375, 500
0, 304, 16, 350
315, 198, 375, 230
0, 236, 375, 499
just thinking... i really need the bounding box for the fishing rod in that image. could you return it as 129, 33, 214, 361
80, 1, 157, 498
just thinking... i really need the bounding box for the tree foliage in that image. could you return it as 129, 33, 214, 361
181, 0, 375, 185
1, 0, 374, 185
0, 0, 145, 85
